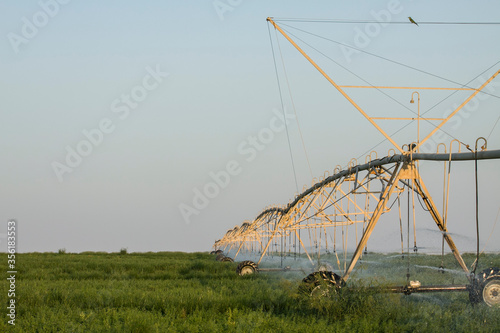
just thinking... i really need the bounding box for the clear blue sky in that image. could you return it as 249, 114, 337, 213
1, 0, 499, 253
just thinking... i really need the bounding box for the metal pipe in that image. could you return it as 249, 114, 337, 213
411, 149, 500, 161
253, 149, 500, 221
384, 284, 468, 294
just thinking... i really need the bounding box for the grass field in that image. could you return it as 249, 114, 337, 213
1, 251, 499, 332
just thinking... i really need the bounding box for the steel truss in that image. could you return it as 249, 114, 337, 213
214, 149, 500, 282
214, 18, 500, 286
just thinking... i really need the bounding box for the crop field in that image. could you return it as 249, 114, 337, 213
1, 251, 499, 332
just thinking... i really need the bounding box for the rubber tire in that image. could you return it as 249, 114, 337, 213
215, 253, 226, 261
236, 261, 258, 276
469, 267, 500, 306
478, 267, 500, 307
221, 256, 234, 262
482, 278, 500, 307
299, 271, 343, 296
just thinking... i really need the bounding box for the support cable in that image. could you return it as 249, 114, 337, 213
279, 26, 496, 163
275, 30, 314, 179
268, 23, 299, 192
487, 114, 500, 141
274, 18, 500, 25
279, 23, 500, 100
274, 23, 500, 164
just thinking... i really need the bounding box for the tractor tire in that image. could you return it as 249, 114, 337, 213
477, 267, 500, 307
215, 253, 226, 261
299, 271, 344, 297
236, 261, 258, 276
221, 256, 234, 262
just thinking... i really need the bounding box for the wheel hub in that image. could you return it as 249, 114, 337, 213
483, 280, 500, 307
240, 266, 255, 275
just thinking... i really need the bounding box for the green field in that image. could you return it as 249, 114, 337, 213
1, 251, 499, 332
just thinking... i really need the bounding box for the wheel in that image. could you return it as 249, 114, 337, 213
299, 271, 344, 297
469, 267, 500, 306
479, 267, 500, 307
482, 278, 500, 307
215, 253, 226, 261
215, 250, 223, 254
221, 256, 234, 262
236, 261, 258, 276
316, 262, 333, 272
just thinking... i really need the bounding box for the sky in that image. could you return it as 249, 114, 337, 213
1, 0, 500, 254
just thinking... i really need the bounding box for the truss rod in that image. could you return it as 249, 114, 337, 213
417, 69, 500, 150
267, 17, 404, 153
253, 149, 500, 222
339, 86, 476, 91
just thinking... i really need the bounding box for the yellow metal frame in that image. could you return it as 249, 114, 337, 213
266, 17, 500, 154
213, 18, 500, 283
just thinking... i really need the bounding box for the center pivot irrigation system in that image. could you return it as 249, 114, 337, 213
212, 18, 500, 306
